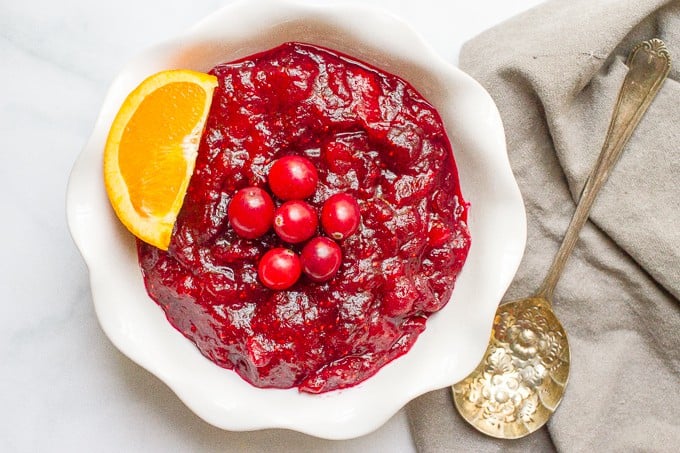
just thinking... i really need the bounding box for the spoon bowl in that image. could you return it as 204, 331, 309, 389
453, 296, 569, 438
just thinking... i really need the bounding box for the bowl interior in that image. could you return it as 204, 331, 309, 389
67, 0, 525, 440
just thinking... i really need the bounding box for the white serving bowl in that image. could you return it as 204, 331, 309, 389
66, 0, 525, 440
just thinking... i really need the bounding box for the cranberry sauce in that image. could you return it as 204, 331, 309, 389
137, 42, 471, 393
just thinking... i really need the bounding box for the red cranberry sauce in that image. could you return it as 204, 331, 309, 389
137, 42, 470, 394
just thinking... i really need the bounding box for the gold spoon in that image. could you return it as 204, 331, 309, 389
452, 38, 671, 439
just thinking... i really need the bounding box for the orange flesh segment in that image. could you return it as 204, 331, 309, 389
118, 82, 204, 217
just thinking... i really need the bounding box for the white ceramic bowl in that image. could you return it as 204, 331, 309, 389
67, 0, 525, 440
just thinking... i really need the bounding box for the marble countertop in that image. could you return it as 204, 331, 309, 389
1, 0, 543, 451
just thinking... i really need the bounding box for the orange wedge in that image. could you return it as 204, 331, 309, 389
103, 69, 218, 250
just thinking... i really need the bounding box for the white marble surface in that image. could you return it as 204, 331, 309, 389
1, 0, 543, 451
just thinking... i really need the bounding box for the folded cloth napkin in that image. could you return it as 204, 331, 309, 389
406, 0, 680, 451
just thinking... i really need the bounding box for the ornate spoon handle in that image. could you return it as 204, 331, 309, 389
537, 39, 671, 301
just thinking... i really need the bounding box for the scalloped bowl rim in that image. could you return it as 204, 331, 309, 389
66, 0, 526, 440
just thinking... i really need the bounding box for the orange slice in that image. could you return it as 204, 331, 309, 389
103, 69, 218, 250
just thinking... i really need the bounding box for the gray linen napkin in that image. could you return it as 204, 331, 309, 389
406, 0, 680, 451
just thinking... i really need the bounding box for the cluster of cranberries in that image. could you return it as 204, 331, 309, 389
227, 156, 361, 290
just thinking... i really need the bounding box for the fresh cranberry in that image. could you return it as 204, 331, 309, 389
273, 200, 318, 243
268, 155, 318, 200
301, 237, 342, 282
227, 187, 275, 239
320, 193, 361, 240
258, 248, 302, 290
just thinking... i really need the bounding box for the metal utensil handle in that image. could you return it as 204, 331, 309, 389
537, 39, 671, 301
